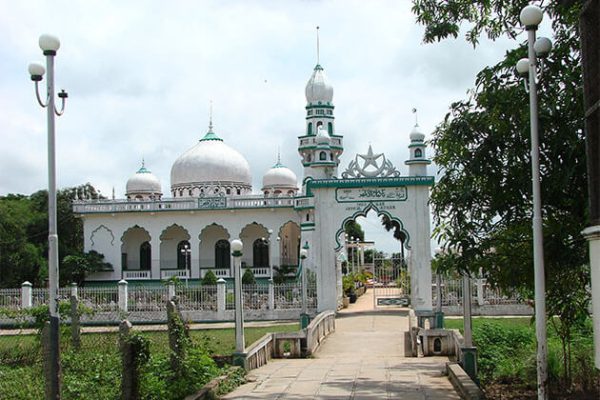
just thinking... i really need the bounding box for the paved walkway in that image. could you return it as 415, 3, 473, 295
223, 292, 461, 399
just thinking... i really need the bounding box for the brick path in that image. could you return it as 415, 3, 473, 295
223, 291, 461, 399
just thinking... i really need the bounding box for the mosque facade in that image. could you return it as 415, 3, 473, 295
74, 62, 434, 312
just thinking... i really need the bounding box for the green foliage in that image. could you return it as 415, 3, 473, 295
342, 275, 355, 295
0, 184, 102, 288
344, 220, 364, 241
62, 250, 112, 286
272, 264, 296, 284
202, 270, 218, 285
241, 268, 256, 285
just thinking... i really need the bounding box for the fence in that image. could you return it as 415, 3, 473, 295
0, 280, 318, 325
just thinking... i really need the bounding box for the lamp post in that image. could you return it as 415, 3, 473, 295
231, 239, 245, 366
300, 242, 309, 328
515, 5, 552, 398
28, 33, 67, 400
434, 248, 444, 329
180, 243, 191, 288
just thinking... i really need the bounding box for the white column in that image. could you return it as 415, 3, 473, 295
190, 235, 201, 280
476, 278, 485, 306
150, 234, 160, 280
168, 282, 176, 300
269, 234, 280, 280
268, 279, 275, 310
70, 282, 78, 299
583, 225, 600, 369
21, 281, 32, 309
118, 279, 128, 313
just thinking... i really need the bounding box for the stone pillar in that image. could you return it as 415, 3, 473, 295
189, 235, 201, 280
167, 282, 176, 300
118, 280, 128, 313
268, 278, 275, 310
21, 281, 32, 309
70, 294, 81, 350
582, 225, 600, 369
217, 278, 226, 318
150, 235, 161, 280
269, 233, 280, 280
119, 319, 140, 400
70, 282, 78, 299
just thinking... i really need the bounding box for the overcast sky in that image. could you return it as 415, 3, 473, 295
1, 0, 523, 252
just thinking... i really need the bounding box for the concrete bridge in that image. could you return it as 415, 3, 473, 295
223, 292, 461, 399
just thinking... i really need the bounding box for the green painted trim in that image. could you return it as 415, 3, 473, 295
305, 104, 334, 110
305, 116, 335, 120
301, 227, 315, 231
408, 143, 425, 148
404, 160, 432, 165
74, 204, 295, 215
297, 134, 343, 140
335, 187, 408, 203
298, 145, 343, 151
302, 161, 338, 167
305, 176, 434, 196
300, 222, 315, 227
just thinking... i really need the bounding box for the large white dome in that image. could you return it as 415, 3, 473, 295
262, 162, 298, 190
126, 164, 162, 198
305, 64, 333, 105
170, 128, 252, 197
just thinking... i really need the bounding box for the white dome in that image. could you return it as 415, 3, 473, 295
126, 164, 162, 196
305, 64, 333, 104
262, 162, 298, 190
315, 125, 331, 146
410, 124, 425, 142
170, 128, 252, 194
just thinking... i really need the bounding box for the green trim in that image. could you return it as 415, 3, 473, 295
297, 134, 343, 140
74, 204, 295, 215
305, 104, 334, 110
294, 205, 315, 210
302, 161, 338, 167
298, 145, 343, 151
404, 160, 432, 165
200, 131, 223, 141
335, 187, 408, 203
300, 222, 315, 227
305, 176, 434, 196
408, 143, 425, 148
305, 116, 334, 120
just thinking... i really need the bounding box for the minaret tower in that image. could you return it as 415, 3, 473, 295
298, 27, 344, 183
404, 114, 431, 176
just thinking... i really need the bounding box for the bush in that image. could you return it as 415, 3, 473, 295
242, 269, 256, 285
202, 270, 218, 285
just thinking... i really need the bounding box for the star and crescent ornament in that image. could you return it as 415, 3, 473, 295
342, 145, 401, 179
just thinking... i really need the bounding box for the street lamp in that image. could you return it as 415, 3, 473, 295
299, 242, 309, 328
516, 5, 551, 399
231, 239, 245, 366
29, 33, 68, 400
180, 243, 191, 287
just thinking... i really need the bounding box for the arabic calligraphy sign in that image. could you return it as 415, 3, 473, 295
335, 187, 408, 203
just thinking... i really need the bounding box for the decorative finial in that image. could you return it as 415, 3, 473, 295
412, 108, 419, 126
208, 100, 214, 132
141, 157, 145, 168
277, 147, 281, 164
316, 26, 320, 65
112, 187, 115, 200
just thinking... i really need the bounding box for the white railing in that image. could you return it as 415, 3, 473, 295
251, 267, 270, 277
73, 194, 295, 214
200, 268, 230, 278
123, 270, 151, 280
0, 288, 21, 310
432, 278, 525, 307
161, 269, 189, 279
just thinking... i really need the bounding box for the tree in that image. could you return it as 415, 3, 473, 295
344, 220, 364, 241
412, 0, 590, 387
61, 250, 112, 286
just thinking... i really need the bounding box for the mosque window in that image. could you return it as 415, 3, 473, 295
316, 109, 324, 115
415, 148, 422, 158
253, 239, 269, 268
306, 213, 310, 222
237, 189, 241, 195
140, 242, 151, 270
188, 189, 193, 196
264, 190, 269, 196
330, 153, 334, 161
288, 190, 295, 196
215, 239, 231, 269
214, 188, 219, 194
307, 110, 313, 116
327, 110, 333, 115
226, 188, 231, 195
320, 151, 327, 161
307, 122, 313, 135
307, 154, 312, 162
328, 122, 333, 135
177, 240, 191, 269
316, 121, 323, 129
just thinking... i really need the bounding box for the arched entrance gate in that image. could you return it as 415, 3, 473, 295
298, 147, 434, 313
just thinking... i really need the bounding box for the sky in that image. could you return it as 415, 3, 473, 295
0, 0, 524, 253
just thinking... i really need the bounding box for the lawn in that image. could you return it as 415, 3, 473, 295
0, 323, 299, 400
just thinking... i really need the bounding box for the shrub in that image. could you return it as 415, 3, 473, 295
202, 270, 218, 285
242, 269, 256, 285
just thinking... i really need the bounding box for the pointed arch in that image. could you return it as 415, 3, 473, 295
121, 225, 152, 271
334, 203, 411, 251
159, 224, 191, 269
91, 225, 114, 246
277, 221, 301, 266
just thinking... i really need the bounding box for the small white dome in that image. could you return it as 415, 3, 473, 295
305, 64, 333, 104
126, 164, 162, 197
170, 127, 252, 195
410, 124, 425, 142
315, 125, 331, 146
262, 162, 298, 190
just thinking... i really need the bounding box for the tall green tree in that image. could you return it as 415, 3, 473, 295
412, 0, 590, 386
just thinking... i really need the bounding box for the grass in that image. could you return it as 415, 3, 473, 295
0, 323, 299, 400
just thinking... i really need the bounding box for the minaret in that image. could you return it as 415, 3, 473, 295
298, 27, 344, 182
404, 122, 431, 176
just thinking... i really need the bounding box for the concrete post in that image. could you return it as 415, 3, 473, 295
167, 282, 176, 300
217, 278, 226, 317
582, 225, 600, 369
231, 240, 246, 367
268, 278, 275, 310
118, 279, 128, 313
70, 294, 80, 350
476, 278, 485, 306
119, 319, 140, 400
21, 281, 32, 309
70, 282, 78, 299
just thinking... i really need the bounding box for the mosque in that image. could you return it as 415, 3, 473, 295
74, 60, 434, 313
